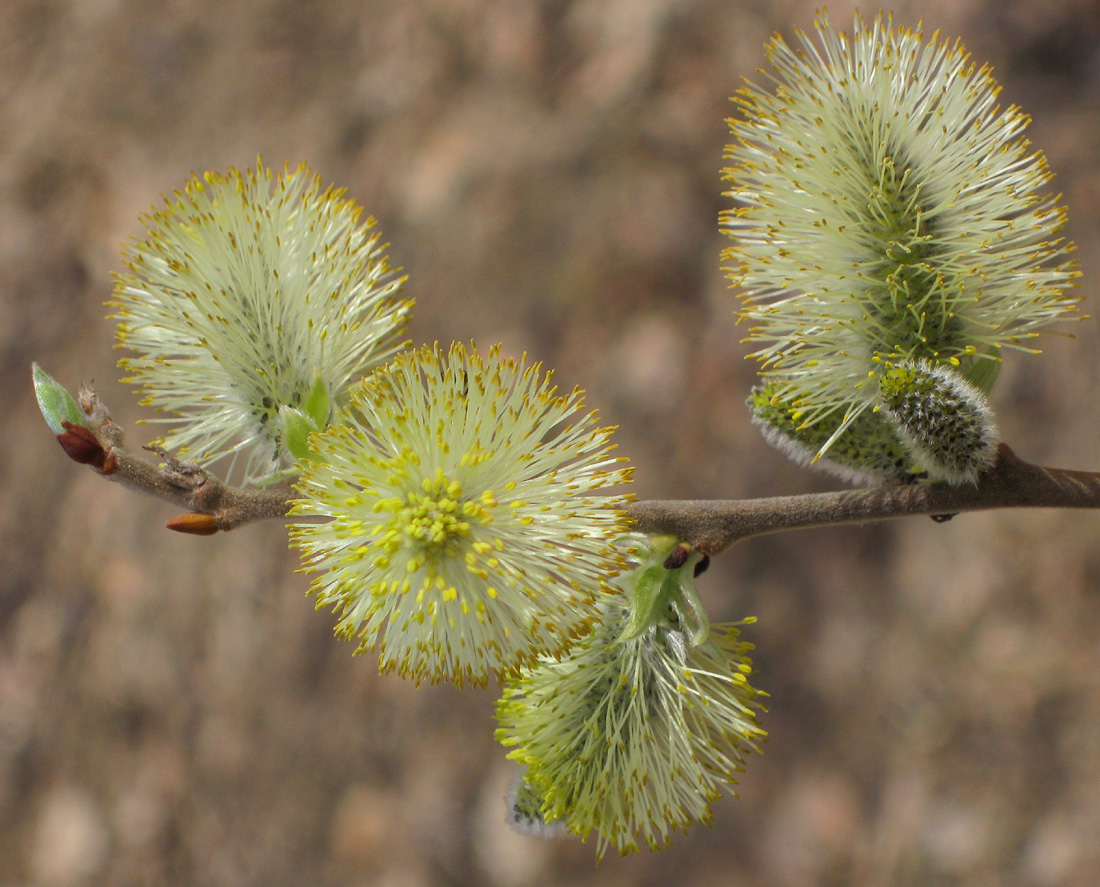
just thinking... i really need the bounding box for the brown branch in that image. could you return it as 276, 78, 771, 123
69, 384, 294, 533
58, 386, 1100, 545
626, 443, 1100, 555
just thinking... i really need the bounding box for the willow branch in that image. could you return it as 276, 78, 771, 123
627, 443, 1100, 555
58, 385, 1100, 543
65, 384, 293, 533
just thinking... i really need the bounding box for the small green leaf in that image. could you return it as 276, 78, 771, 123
619, 537, 711, 646
32, 363, 89, 435
280, 406, 325, 464
618, 564, 667, 643
671, 564, 711, 647
302, 373, 331, 431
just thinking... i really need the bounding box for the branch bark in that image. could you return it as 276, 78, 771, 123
628, 444, 1100, 555
70, 384, 293, 533
62, 385, 1100, 545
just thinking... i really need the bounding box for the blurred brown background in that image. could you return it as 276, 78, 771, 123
4, 0, 1100, 885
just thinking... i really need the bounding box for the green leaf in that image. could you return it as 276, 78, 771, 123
618, 537, 711, 646
302, 373, 331, 431
617, 564, 668, 643
32, 363, 89, 435
671, 565, 711, 647
280, 406, 325, 464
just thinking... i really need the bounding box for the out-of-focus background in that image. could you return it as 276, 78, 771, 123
4, 1, 1100, 885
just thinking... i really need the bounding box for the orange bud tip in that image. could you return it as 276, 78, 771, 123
57, 421, 107, 468
166, 513, 221, 535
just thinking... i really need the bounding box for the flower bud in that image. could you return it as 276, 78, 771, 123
748, 383, 919, 485
878, 361, 1000, 485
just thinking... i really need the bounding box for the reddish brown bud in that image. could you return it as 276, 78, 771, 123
166, 513, 221, 535
663, 542, 692, 571
57, 421, 106, 468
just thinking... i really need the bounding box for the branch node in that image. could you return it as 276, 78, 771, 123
145, 445, 208, 490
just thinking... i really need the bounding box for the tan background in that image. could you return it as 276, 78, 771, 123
4, 0, 1100, 885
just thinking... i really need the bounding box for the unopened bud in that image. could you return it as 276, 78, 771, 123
166, 513, 221, 535
748, 383, 919, 485
33, 363, 90, 436
878, 360, 1000, 485
57, 421, 107, 469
